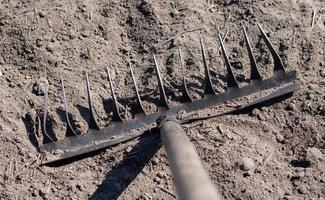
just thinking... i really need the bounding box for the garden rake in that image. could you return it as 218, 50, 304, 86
36, 24, 299, 200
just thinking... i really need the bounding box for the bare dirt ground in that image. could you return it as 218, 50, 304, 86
0, 0, 324, 199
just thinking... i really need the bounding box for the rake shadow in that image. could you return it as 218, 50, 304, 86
101, 97, 136, 118
22, 115, 40, 149
101, 98, 114, 119
23, 113, 58, 145
76, 104, 95, 128
40, 113, 58, 144
56, 108, 79, 137
90, 129, 161, 200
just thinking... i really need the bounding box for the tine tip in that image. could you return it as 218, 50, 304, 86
257, 22, 263, 31
106, 67, 111, 75
218, 34, 224, 46
218, 33, 222, 41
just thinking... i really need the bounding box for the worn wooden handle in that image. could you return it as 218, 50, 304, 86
159, 119, 222, 200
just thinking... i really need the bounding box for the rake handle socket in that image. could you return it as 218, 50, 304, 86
159, 115, 222, 200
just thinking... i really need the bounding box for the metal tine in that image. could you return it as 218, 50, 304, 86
178, 47, 193, 103
152, 54, 169, 108
43, 90, 55, 142
243, 26, 262, 81
128, 62, 146, 115
60, 78, 77, 136
218, 34, 240, 89
85, 71, 101, 129
200, 36, 216, 96
257, 23, 286, 73
106, 68, 124, 122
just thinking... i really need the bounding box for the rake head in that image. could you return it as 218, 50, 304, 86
38, 24, 299, 164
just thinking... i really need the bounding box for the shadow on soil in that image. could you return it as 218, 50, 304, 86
90, 129, 161, 200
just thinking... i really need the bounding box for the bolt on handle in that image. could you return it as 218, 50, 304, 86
158, 116, 222, 200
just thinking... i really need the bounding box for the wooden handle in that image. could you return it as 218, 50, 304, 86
159, 118, 222, 200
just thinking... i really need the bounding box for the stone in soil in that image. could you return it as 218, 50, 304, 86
305, 147, 324, 167
276, 133, 285, 143
238, 157, 255, 171
32, 77, 49, 96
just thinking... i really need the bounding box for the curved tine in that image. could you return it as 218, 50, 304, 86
85, 71, 100, 129
178, 47, 193, 103
243, 26, 262, 81
152, 54, 169, 108
43, 90, 55, 142
257, 23, 286, 73
61, 79, 77, 136
106, 68, 124, 122
200, 36, 216, 96
218, 34, 239, 89
128, 62, 146, 115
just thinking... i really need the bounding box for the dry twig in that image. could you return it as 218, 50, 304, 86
163, 27, 204, 46
219, 29, 229, 49
158, 186, 176, 198
261, 151, 273, 168
311, 8, 317, 30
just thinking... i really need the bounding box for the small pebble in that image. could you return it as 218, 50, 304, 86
125, 146, 133, 154
286, 102, 297, 111
307, 93, 314, 100
276, 133, 285, 143
32, 77, 49, 96
69, 30, 77, 39
251, 108, 260, 117
255, 166, 262, 173
38, 11, 46, 18
46, 43, 55, 53
81, 29, 91, 38
306, 147, 324, 166
257, 113, 265, 121
157, 171, 165, 178
170, 9, 179, 17
154, 177, 161, 184
196, 133, 205, 140
36, 38, 44, 47
238, 157, 255, 171
284, 191, 291, 196
14, 136, 23, 143
297, 186, 307, 194
318, 104, 325, 115
80, 52, 90, 59
151, 157, 159, 165
246, 7, 254, 15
